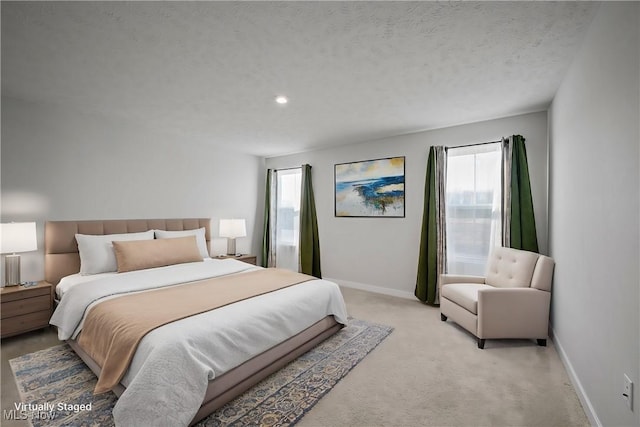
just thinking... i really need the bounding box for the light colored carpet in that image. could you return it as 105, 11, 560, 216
1, 286, 589, 427
298, 287, 588, 427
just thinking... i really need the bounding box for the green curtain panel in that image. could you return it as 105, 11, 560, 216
261, 169, 273, 267
415, 147, 438, 304
299, 164, 322, 278
509, 135, 539, 252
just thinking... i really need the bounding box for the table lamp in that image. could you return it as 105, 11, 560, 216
1, 222, 38, 286
219, 219, 246, 256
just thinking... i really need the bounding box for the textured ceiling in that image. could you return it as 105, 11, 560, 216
1, 2, 597, 157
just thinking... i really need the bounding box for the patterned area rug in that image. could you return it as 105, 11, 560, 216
9, 319, 392, 427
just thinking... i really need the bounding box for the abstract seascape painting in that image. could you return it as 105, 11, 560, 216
335, 157, 405, 217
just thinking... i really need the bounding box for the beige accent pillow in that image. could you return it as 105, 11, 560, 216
112, 236, 204, 273
154, 228, 210, 259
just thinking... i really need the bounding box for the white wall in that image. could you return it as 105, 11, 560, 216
549, 3, 640, 427
1, 97, 265, 282
266, 111, 548, 298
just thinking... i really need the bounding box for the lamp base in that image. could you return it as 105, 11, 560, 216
5, 254, 21, 287
226, 238, 237, 256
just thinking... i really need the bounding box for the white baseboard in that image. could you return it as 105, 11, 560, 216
325, 277, 416, 301
551, 327, 601, 427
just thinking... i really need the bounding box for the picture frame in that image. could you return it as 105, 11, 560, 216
334, 156, 405, 218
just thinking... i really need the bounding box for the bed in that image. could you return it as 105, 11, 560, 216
45, 218, 348, 426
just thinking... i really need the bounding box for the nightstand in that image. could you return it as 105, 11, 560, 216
1, 281, 53, 338
216, 254, 257, 265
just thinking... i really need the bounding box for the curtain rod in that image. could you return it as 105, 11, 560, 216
446, 139, 503, 150
269, 166, 303, 172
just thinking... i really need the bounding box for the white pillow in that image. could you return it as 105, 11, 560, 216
154, 227, 210, 259
75, 230, 155, 275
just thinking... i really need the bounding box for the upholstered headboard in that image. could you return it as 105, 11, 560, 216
45, 218, 211, 286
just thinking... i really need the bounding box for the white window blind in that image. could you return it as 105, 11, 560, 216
445, 143, 502, 275
274, 168, 301, 271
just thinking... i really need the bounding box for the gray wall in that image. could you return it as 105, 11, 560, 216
266, 111, 549, 298
549, 3, 639, 427
1, 97, 265, 281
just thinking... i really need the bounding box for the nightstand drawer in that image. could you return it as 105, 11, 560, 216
1, 310, 51, 337
1, 286, 50, 302
2, 295, 51, 319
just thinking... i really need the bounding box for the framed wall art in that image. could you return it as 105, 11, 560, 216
334, 156, 405, 217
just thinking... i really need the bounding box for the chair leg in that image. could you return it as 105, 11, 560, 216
440, 313, 447, 321
537, 339, 547, 347
477, 338, 485, 349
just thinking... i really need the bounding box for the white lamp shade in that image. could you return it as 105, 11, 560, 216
219, 219, 247, 239
1, 222, 37, 254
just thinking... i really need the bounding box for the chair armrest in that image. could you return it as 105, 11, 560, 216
477, 288, 551, 339
440, 274, 486, 285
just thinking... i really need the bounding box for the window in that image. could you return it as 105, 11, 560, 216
274, 168, 301, 271
446, 143, 502, 275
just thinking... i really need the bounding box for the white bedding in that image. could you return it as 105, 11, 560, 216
55, 257, 213, 299
55, 271, 117, 299
49, 259, 348, 427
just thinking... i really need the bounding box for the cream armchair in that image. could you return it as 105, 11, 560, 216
440, 247, 555, 349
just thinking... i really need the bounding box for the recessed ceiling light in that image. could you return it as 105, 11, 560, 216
275, 95, 288, 105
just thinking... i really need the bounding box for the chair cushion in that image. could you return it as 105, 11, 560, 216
441, 283, 493, 315
485, 247, 539, 288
